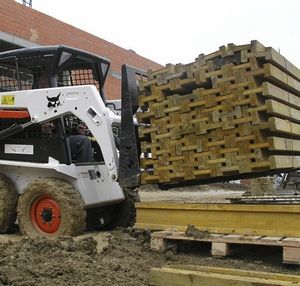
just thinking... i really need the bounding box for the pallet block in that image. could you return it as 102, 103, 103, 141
211, 242, 232, 257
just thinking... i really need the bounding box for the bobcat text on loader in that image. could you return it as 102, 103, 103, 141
0, 46, 144, 236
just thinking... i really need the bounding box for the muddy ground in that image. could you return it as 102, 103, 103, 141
1, 183, 300, 286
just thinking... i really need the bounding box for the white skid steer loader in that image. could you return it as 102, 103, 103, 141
0, 46, 145, 236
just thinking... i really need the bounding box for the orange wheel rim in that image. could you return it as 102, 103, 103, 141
30, 196, 61, 234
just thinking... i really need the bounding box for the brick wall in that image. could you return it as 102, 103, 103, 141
0, 0, 162, 99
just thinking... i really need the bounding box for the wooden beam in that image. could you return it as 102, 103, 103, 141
135, 202, 300, 237
262, 82, 300, 111
260, 47, 300, 81
266, 99, 300, 123
269, 117, 300, 136
268, 137, 300, 152
150, 265, 300, 286
264, 63, 300, 96
270, 155, 300, 169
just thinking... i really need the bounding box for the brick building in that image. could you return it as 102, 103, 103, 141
0, 0, 162, 99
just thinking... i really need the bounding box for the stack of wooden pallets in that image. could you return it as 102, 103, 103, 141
137, 41, 300, 184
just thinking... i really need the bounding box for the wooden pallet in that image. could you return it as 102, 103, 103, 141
151, 230, 300, 265
137, 41, 300, 184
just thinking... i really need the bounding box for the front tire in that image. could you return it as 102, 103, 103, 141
113, 188, 140, 227
0, 174, 18, 233
17, 178, 86, 237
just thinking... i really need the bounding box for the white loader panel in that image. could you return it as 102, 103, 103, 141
74, 164, 125, 207
0, 85, 120, 181
0, 160, 124, 208
0, 85, 126, 208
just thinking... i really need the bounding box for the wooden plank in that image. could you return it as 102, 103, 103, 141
268, 137, 300, 152
136, 203, 300, 238
210, 233, 224, 239
149, 265, 300, 285
240, 235, 262, 241
266, 99, 300, 124
168, 265, 300, 282
262, 82, 300, 111
282, 237, 300, 247
282, 237, 300, 243
222, 234, 244, 240
260, 236, 284, 242
264, 63, 300, 95
270, 155, 300, 169
268, 117, 300, 136
261, 47, 300, 81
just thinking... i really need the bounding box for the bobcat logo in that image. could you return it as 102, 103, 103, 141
47, 93, 61, 108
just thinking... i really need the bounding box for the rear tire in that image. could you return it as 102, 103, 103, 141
0, 174, 18, 233
17, 178, 86, 237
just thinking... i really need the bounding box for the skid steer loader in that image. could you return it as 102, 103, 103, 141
0, 45, 145, 236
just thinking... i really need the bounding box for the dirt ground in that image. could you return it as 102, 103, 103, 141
0, 183, 300, 286
139, 182, 247, 203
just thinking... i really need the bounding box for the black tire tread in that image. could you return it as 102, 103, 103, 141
114, 188, 140, 227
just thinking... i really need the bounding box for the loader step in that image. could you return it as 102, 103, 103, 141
151, 230, 300, 265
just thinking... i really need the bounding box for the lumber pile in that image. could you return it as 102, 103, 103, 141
137, 41, 300, 184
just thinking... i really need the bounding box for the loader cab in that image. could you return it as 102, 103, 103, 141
0, 45, 111, 164
0, 45, 110, 97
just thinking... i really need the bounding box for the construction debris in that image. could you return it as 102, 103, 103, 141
185, 224, 211, 239
137, 41, 300, 184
